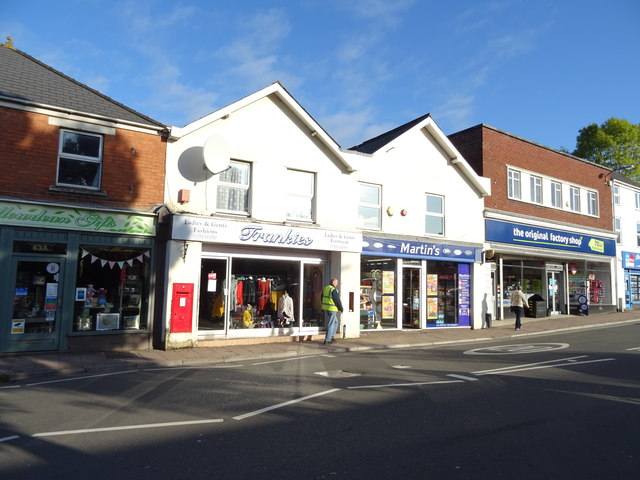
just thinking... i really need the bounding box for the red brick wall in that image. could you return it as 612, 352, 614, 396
450, 125, 613, 231
0, 107, 166, 210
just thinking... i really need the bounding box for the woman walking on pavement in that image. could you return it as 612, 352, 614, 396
510, 285, 528, 331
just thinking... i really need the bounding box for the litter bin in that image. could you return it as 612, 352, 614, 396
527, 294, 546, 317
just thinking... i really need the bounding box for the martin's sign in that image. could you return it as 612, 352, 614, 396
362, 236, 480, 263
172, 215, 361, 253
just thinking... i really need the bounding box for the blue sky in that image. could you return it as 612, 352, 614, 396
2, 0, 639, 151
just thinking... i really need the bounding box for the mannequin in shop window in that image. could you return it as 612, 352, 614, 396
242, 304, 255, 328
278, 292, 294, 327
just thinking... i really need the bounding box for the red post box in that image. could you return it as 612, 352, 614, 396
170, 283, 194, 333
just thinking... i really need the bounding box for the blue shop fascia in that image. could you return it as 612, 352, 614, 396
485, 218, 617, 319
360, 234, 483, 330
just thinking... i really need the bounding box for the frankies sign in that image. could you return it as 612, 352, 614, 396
362, 236, 480, 263
485, 219, 615, 256
172, 215, 362, 252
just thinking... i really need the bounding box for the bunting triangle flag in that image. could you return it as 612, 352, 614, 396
91, 256, 99, 264
81, 249, 90, 258
101, 260, 107, 267
137, 255, 144, 263
108, 261, 116, 269
118, 261, 125, 269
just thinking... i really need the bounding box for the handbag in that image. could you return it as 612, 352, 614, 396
509, 306, 515, 313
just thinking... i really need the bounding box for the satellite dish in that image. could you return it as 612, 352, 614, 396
203, 134, 230, 174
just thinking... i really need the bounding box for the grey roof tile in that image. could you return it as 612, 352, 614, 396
0, 44, 165, 128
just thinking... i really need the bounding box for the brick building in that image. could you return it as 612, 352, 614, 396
0, 40, 168, 353
449, 124, 618, 320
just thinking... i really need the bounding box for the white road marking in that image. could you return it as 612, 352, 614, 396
26, 370, 135, 387
473, 356, 615, 376
473, 356, 588, 375
252, 355, 316, 366
391, 365, 413, 369
347, 380, 463, 390
233, 388, 341, 420
32, 418, 224, 437
626, 346, 640, 351
0, 435, 20, 443
144, 364, 243, 371
447, 374, 478, 381
0, 385, 21, 390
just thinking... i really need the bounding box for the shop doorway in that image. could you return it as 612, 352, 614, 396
547, 270, 564, 315
5, 257, 64, 352
199, 258, 228, 331
402, 267, 422, 328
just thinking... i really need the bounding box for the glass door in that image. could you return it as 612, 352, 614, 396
402, 267, 422, 328
547, 271, 564, 315
7, 257, 64, 352
199, 258, 228, 332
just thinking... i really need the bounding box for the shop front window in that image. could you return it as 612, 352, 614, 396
223, 257, 326, 330
73, 246, 150, 332
427, 261, 468, 327
361, 257, 397, 329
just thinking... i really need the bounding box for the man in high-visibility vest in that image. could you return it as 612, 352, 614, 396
321, 278, 343, 345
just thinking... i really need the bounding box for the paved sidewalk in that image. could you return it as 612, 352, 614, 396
1, 311, 638, 383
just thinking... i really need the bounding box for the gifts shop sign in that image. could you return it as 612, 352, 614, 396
172, 215, 362, 253
485, 219, 615, 256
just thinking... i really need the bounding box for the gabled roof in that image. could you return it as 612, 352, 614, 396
348, 114, 490, 197
169, 81, 355, 172
0, 41, 165, 129
349, 113, 431, 153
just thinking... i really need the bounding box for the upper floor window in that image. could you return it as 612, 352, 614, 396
358, 182, 381, 229
507, 169, 521, 199
551, 181, 562, 208
56, 130, 103, 189
425, 194, 444, 235
614, 217, 621, 244
613, 185, 620, 205
217, 160, 250, 214
530, 176, 542, 204
587, 191, 598, 216
286, 169, 315, 222
570, 186, 580, 212
635, 192, 640, 210
636, 222, 640, 247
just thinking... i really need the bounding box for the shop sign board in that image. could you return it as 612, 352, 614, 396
622, 251, 640, 269
0, 200, 155, 236
485, 219, 615, 256
362, 236, 480, 263
172, 215, 362, 253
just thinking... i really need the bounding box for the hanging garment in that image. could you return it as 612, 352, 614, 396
257, 278, 271, 313
278, 293, 294, 324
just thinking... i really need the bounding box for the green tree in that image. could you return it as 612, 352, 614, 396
573, 118, 640, 180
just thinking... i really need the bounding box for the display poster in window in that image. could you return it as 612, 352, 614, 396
382, 271, 395, 294
457, 264, 471, 326
382, 295, 395, 319
426, 274, 438, 296
427, 297, 438, 319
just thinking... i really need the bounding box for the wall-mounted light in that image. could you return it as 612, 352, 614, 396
386, 206, 394, 216
131, 147, 136, 155
400, 209, 408, 216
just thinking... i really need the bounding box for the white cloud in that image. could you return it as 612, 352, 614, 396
432, 94, 476, 132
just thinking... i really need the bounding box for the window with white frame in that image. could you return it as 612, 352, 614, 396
530, 176, 542, 204
358, 183, 381, 229
56, 129, 103, 189
551, 181, 562, 208
570, 186, 580, 212
425, 194, 444, 235
587, 191, 598, 216
636, 222, 640, 247
635, 192, 640, 209
216, 160, 250, 214
614, 217, 621, 243
286, 169, 315, 222
507, 169, 521, 199
613, 185, 620, 205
